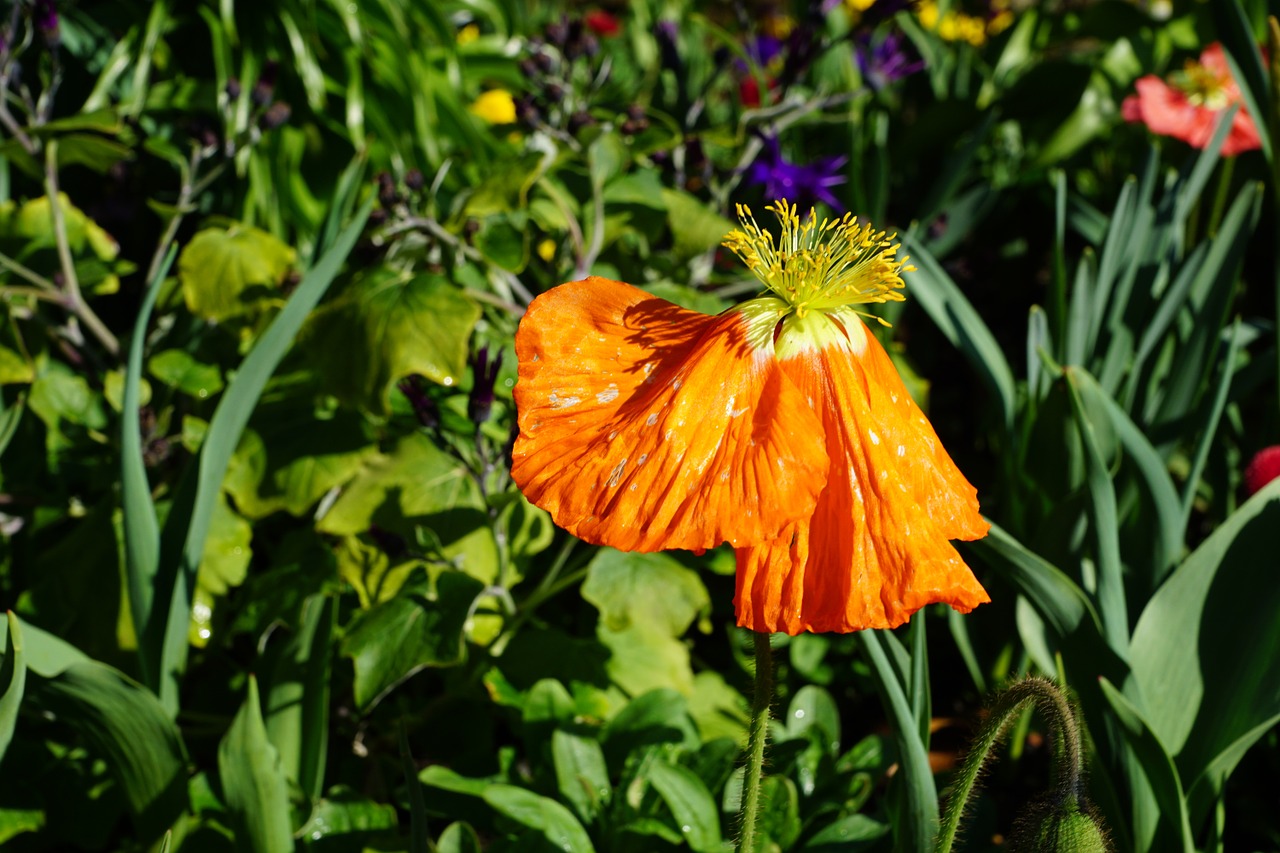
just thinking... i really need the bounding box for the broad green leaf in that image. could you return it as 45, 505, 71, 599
224, 399, 374, 519
1129, 479, 1280, 801
552, 728, 610, 825
1098, 678, 1195, 853
0, 613, 26, 764
758, 775, 801, 851
304, 269, 481, 414
0, 345, 34, 385
339, 571, 484, 710
294, 785, 398, 842
218, 675, 294, 853
482, 784, 595, 852
29, 658, 187, 838
784, 685, 841, 754
178, 224, 296, 321
645, 760, 721, 853
603, 689, 700, 765
801, 813, 890, 851
147, 349, 224, 399
661, 188, 733, 258
317, 432, 496, 588
475, 211, 529, 272
687, 671, 749, 745
197, 491, 252, 597
582, 549, 710, 637
435, 821, 482, 853
7, 192, 120, 259
29, 367, 108, 432
0, 807, 43, 845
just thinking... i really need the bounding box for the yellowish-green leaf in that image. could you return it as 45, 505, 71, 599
178, 224, 295, 321
304, 269, 481, 414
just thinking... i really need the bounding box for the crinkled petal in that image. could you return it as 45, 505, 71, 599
734, 312, 988, 634
512, 277, 829, 552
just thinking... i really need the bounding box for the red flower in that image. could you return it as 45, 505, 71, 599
1244, 445, 1280, 497
1122, 43, 1262, 157
584, 10, 620, 37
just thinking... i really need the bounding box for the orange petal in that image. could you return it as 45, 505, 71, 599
734, 313, 989, 634
512, 277, 829, 552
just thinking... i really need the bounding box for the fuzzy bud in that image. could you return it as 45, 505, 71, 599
251, 60, 279, 106
404, 168, 425, 191
1010, 796, 1111, 853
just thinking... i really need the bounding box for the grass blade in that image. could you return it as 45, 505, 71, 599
151, 197, 373, 714
0, 612, 26, 764
1179, 319, 1245, 535
860, 630, 937, 852
899, 233, 1017, 431
122, 244, 175, 694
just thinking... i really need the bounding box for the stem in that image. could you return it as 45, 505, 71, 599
737, 631, 774, 853
0, 250, 60, 292
44, 141, 120, 357
935, 677, 1083, 853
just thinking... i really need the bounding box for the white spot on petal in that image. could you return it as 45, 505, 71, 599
897, 445, 905, 457
646, 413, 658, 426
868, 429, 880, 445
596, 384, 619, 404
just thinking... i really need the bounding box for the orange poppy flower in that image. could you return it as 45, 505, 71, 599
1122, 43, 1262, 157
511, 201, 989, 634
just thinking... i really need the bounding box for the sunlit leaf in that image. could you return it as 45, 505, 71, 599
178, 224, 296, 322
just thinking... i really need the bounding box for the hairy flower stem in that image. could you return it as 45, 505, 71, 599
936, 677, 1083, 853
737, 631, 774, 853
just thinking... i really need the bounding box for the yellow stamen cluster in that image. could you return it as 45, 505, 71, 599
1174, 61, 1231, 109
722, 201, 913, 321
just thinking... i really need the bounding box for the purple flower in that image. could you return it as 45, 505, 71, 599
467, 346, 503, 426
856, 31, 924, 90
34, 0, 59, 47
747, 136, 847, 212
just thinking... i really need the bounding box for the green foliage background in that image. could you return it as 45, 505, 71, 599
1, 0, 1279, 851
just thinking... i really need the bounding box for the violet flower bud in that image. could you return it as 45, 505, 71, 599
467, 346, 503, 426
398, 375, 440, 430
34, 0, 59, 48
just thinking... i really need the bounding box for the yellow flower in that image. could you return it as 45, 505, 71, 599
536, 238, 556, 262
457, 24, 480, 46
469, 89, 516, 125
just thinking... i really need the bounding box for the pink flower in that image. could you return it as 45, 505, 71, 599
1244, 446, 1280, 497
1122, 43, 1262, 157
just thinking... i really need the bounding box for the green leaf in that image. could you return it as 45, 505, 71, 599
582, 549, 709, 637
475, 211, 529, 272
178, 224, 296, 321
224, 398, 374, 520
552, 728, 610, 825
660, 189, 733, 259
317, 432, 496, 593
783, 685, 840, 753
294, 785, 398, 842
899, 233, 1017, 431
339, 571, 485, 710
758, 775, 801, 851
305, 268, 481, 414
147, 349, 224, 399
0, 344, 34, 385
482, 784, 595, 852
435, 821, 483, 853
264, 595, 334, 800
800, 813, 890, 851
645, 760, 722, 853
150, 197, 371, 715
858, 630, 936, 852
7, 192, 120, 259
1097, 678, 1195, 853
0, 613, 27, 765
218, 675, 295, 853
603, 689, 700, 765
1128, 478, 1280, 809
